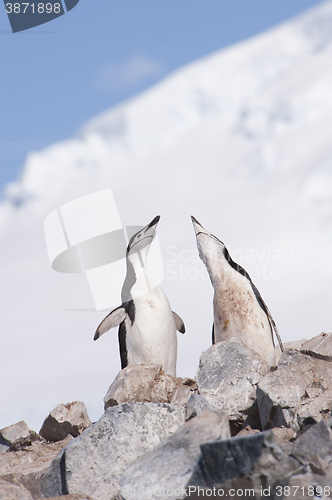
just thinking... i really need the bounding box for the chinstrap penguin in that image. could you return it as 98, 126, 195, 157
94, 215, 185, 377
191, 216, 283, 367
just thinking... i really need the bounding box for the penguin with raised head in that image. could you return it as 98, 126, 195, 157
94, 216, 185, 377
191, 216, 283, 367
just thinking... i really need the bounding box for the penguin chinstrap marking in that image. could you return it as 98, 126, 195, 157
191, 216, 283, 368
94, 215, 185, 377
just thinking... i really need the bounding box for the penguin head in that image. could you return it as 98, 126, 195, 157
191, 216, 226, 271
127, 215, 160, 262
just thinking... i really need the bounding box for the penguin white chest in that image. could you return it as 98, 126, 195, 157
213, 271, 275, 366
126, 287, 177, 376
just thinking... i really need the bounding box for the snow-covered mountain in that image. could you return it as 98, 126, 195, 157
2, 0, 332, 431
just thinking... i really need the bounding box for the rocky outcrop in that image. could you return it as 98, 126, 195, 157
103, 364, 196, 410
0, 403, 92, 498
41, 402, 185, 500
257, 349, 332, 431
3, 332, 332, 500
121, 410, 230, 500
39, 401, 92, 442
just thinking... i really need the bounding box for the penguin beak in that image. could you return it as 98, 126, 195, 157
128, 216, 160, 252
191, 216, 208, 237
191, 216, 224, 248
143, 215, 160, 238
147, 215, 160, 230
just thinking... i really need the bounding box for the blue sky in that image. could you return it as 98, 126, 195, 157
0, 0, 324, 193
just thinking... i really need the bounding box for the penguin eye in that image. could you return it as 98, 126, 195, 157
137, 234, 141, 238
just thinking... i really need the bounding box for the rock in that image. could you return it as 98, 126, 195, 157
41, 402, 185, 500
292, 420, 332, 468
0, 421, 32, 453
272, 426, 297, 455
39, 401, 92, 442
170, 378, 197, 406
103, 365, 179, 408
275, 339, 307, 364
185, 393, 212, 421
103, 365, 195, 410
121, 410, 230, 500
236, 425, 261, 437
0, 436, 72, 499
257, 349, 332, 431
287, 472, 332, 500
0, 480, 33, 500
272, 426, 297, 441
300, 332, 332, 362
186, 431, 302, 497
196, 341, 266, 429
8, 431, 43, 452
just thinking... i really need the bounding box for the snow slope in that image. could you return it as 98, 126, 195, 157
1, 0, 332, 431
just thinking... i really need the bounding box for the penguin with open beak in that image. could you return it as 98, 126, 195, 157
191, 216, 283, 367
94, 216, 185, 377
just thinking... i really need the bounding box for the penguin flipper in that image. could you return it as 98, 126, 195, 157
172, 311, 185, 334
118, 321, 128, 369
94, 305, 127, 340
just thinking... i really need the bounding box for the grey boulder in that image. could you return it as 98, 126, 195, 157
185, 393, 212, 421
292, 419, 332, 468
121, 410, 230, 500
0, 421, 32, 453
196, 341, 265, 427
41, 402, 185, 500
39, 401, 92, 442
186, 431, 302, 497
